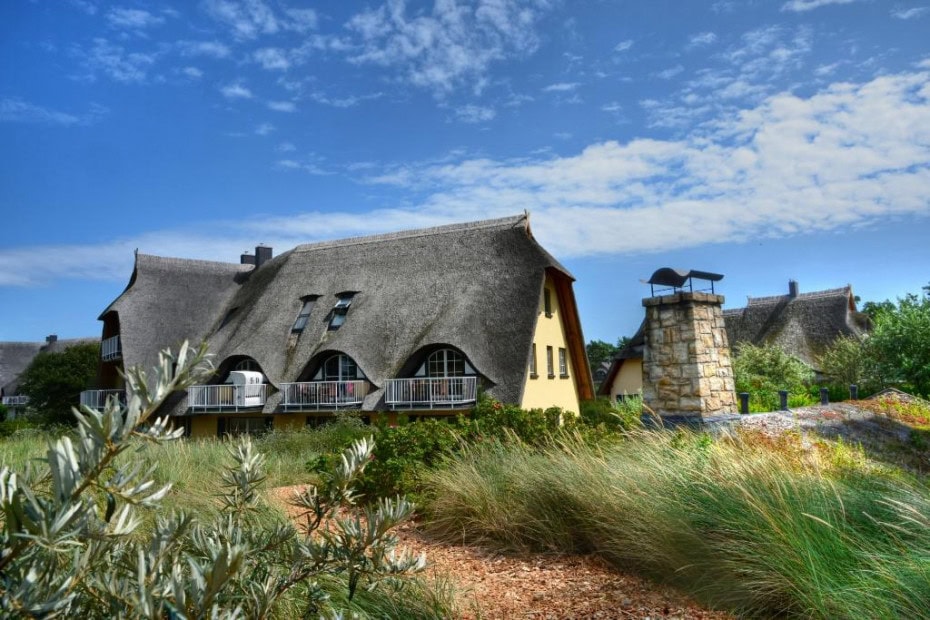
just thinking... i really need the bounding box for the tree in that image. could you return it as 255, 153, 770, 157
869, 291, 930, 397
818, 336, 883, 395
17, 342, 100, 425
586, 337, 631, 372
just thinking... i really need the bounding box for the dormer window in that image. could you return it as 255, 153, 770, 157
328, 293, 356, 330
292, 296, 318, 333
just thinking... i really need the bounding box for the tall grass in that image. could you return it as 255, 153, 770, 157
425, 430, 930, 618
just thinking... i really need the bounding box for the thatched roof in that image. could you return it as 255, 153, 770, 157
598, 284, 869, 395
105, 214, 582, 413
1, 337, 99, 396
723, 286, 869, 367
101, 253, 253, 381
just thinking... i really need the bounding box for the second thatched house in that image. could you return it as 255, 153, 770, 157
84, 214, 594, 437
599, 280, 870, 402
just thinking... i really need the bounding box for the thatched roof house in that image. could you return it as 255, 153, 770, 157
599, 281, 869, 401
1, 336, 99, 412
90, 214, 593, 437
722, 282, 870, 367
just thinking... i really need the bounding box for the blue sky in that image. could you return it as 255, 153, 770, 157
1, 0, 929, 347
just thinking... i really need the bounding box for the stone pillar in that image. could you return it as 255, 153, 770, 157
641, 292, 737, 419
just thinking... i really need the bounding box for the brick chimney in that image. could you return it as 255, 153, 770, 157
46, 334, 58, 344
240, 252, 256, 265
789, 280, 799, 298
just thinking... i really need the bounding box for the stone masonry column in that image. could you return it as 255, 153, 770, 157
641, 292, 737, 419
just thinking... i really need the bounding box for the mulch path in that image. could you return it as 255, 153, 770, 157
268, 485, 731, 620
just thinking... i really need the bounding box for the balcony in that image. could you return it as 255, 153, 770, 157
188, 384, 267, 412
385, 376, 478, 409
1, 395, 29, 407
281, 381, 369, 411
80, 389, 126, 409
102, 335, 122, 362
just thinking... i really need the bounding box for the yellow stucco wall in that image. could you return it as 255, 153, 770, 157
274, 414, 305, 431
609, 359, 643, 401
189, 415, 217, 438
520, 276, 581, 414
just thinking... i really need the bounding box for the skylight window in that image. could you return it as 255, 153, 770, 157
291, 296, 318, 333
328, 293, 356, 330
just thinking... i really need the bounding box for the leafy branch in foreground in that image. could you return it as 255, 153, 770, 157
0, 342, 427, 618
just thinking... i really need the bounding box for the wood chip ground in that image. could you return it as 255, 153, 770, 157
268, 485, 731, 619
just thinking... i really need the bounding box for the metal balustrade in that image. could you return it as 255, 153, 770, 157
80, 389, 126, 409
385, 376, 477, 408
280, 381, 368, 410
101, 335, 122, 361
188, 384, 267, 412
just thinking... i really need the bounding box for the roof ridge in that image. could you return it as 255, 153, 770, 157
746, 286, 850, 306
292, 214, 526, 254
138, 253, 253, 272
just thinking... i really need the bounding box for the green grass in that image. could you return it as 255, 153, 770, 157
424, 429, 930, 619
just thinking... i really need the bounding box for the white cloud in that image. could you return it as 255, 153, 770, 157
267, 100, 296, 112
203, 0, 279, 39
307, 92, 383, 108
73, 38, 157, 83
781, 0, 857, 12
543, 82, 580, 92
454, 104, 496, 123
106, 7, 165, 30
4, 69, 929, 285
181, 66, 203, 79
203, 0, 318, 40
345, 0, 552, 95
0, 98, 107, 126
892, 6, 929, 19
220, 82, 253, 99
687, 32, 718, 49
177, 40, 231, 59
254, 47, 290, 71
656, 65, 684, 80
68, 0, 99, 15
601, 101, 623, 113
276, 142, 296, 152
255, 123, 275, 135
614, 39, 634, 52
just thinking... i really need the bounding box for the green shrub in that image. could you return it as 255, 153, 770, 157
733, 342, 815, 411
0, 343, 451, 618
580, 396, 642, 430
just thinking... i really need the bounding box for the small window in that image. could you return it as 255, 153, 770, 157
558, 348, 568, 378
234, 359, 260, 372
292, 296, 318, 333
329, 293, 355, 330
544, 289, 552, 317
546, 346, 554, 378
529, 343, 538, 378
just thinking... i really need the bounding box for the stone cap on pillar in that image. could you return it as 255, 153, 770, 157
642, 291, 726, 307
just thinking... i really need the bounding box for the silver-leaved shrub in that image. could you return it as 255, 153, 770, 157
0, 342, 425, 618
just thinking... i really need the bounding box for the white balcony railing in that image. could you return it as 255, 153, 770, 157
1, 395, 29, 407
385, 376, 478, 409
281, 381, 368, 410
101, 335, 122, 361
80, 389, 126, 409
188, 384, 267, 412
